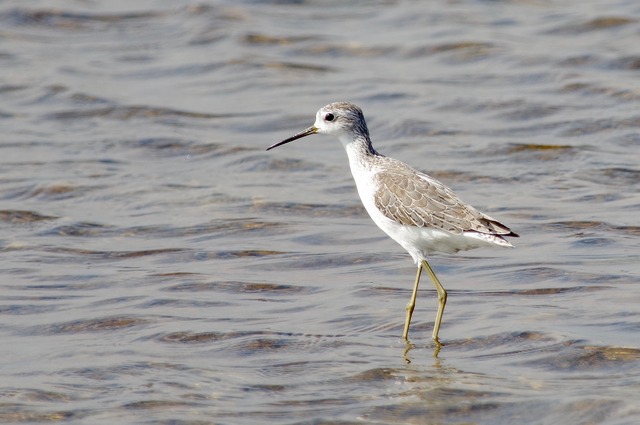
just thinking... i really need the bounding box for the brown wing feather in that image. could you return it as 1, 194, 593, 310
373, 164, 516, 237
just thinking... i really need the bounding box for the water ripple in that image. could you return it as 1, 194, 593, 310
1, 0, 639, 423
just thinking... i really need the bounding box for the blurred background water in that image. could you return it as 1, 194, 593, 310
1, 0, 639, 424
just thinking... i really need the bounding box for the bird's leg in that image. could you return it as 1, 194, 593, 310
421, 259, 446, 346
403, 262, 423, 340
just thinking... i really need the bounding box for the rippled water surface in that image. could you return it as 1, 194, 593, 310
1, 0, 639, 423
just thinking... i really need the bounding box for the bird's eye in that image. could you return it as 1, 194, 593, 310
324, 113, 335, 122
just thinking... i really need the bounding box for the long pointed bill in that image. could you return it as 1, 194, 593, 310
266, 126, 318, 151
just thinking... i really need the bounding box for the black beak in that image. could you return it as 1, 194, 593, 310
266, 126, 318, 151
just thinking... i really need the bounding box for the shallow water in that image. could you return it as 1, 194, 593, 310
1, 0, 639, 424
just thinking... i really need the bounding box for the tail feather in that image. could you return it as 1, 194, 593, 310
480, 214, 519, 238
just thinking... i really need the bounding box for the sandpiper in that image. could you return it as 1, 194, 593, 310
267, 102, 518, 345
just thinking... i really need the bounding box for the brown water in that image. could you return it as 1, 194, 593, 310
1, 1, 639, 424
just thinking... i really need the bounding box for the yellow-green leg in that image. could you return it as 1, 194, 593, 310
422, 259, 447, 346
402, 259, 447, 346
402, 263, 423, 340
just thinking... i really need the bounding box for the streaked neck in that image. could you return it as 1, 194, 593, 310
339, 132, 379, 165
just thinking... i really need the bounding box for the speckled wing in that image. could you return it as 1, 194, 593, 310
373, 164, 515, 237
